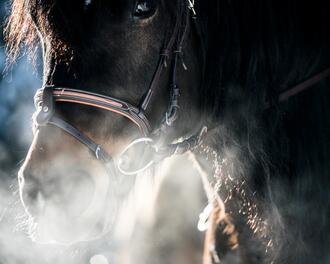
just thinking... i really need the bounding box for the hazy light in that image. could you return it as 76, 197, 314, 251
90, 254, 109, 264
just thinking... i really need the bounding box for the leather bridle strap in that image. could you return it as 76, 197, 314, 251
263, 67, 330, 109
34, 85, 207, 164
49, 116, 112, 163
35, 87, 151, 135
140, 0, 191, 128
34, 86, 121, 163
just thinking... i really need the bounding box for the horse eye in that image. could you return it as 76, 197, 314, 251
133, 0, 156, 19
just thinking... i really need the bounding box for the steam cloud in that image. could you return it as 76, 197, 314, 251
1, 2, 328, 264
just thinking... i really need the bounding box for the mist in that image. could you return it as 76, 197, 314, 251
1, 1, 329, 263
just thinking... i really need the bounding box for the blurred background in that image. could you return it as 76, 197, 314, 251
0, 3, 90, 261
0, 1, 51, 263
0, 1, 41, 178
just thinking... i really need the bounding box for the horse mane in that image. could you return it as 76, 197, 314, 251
198, 1, 330, 261
198, 0, 329, 117
5, 0, 77, 64
197, 0, 329, 205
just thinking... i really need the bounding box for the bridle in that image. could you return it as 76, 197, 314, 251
32, 0, 330, 175
30, 0, 330, 261
33, 0, 206, 174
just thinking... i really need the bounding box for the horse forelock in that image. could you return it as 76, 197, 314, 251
5, 0, 83, 66
4, 0, 187, 64
5, 0, 37, 63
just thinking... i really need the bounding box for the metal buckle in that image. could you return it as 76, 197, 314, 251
187, 0, 196, 17
197, 203, 213, 232
117, 137, 155, 175
95, 145, 102, 160
35, 86, 55, 126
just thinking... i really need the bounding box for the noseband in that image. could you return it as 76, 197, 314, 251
34, 1, 206, 173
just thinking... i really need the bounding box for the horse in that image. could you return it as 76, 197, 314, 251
5, 0, 330, 263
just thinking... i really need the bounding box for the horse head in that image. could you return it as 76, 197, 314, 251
8, 0, 204, 244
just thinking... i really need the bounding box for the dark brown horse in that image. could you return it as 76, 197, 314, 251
5, 0, 330, 263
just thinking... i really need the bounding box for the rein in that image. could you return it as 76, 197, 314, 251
278, 67, 330, 103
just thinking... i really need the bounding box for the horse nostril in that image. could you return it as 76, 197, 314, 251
19, 166, 96, 218
18, 168, 46, 216
18, 173, 24, 186
22, 185, 46, 216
